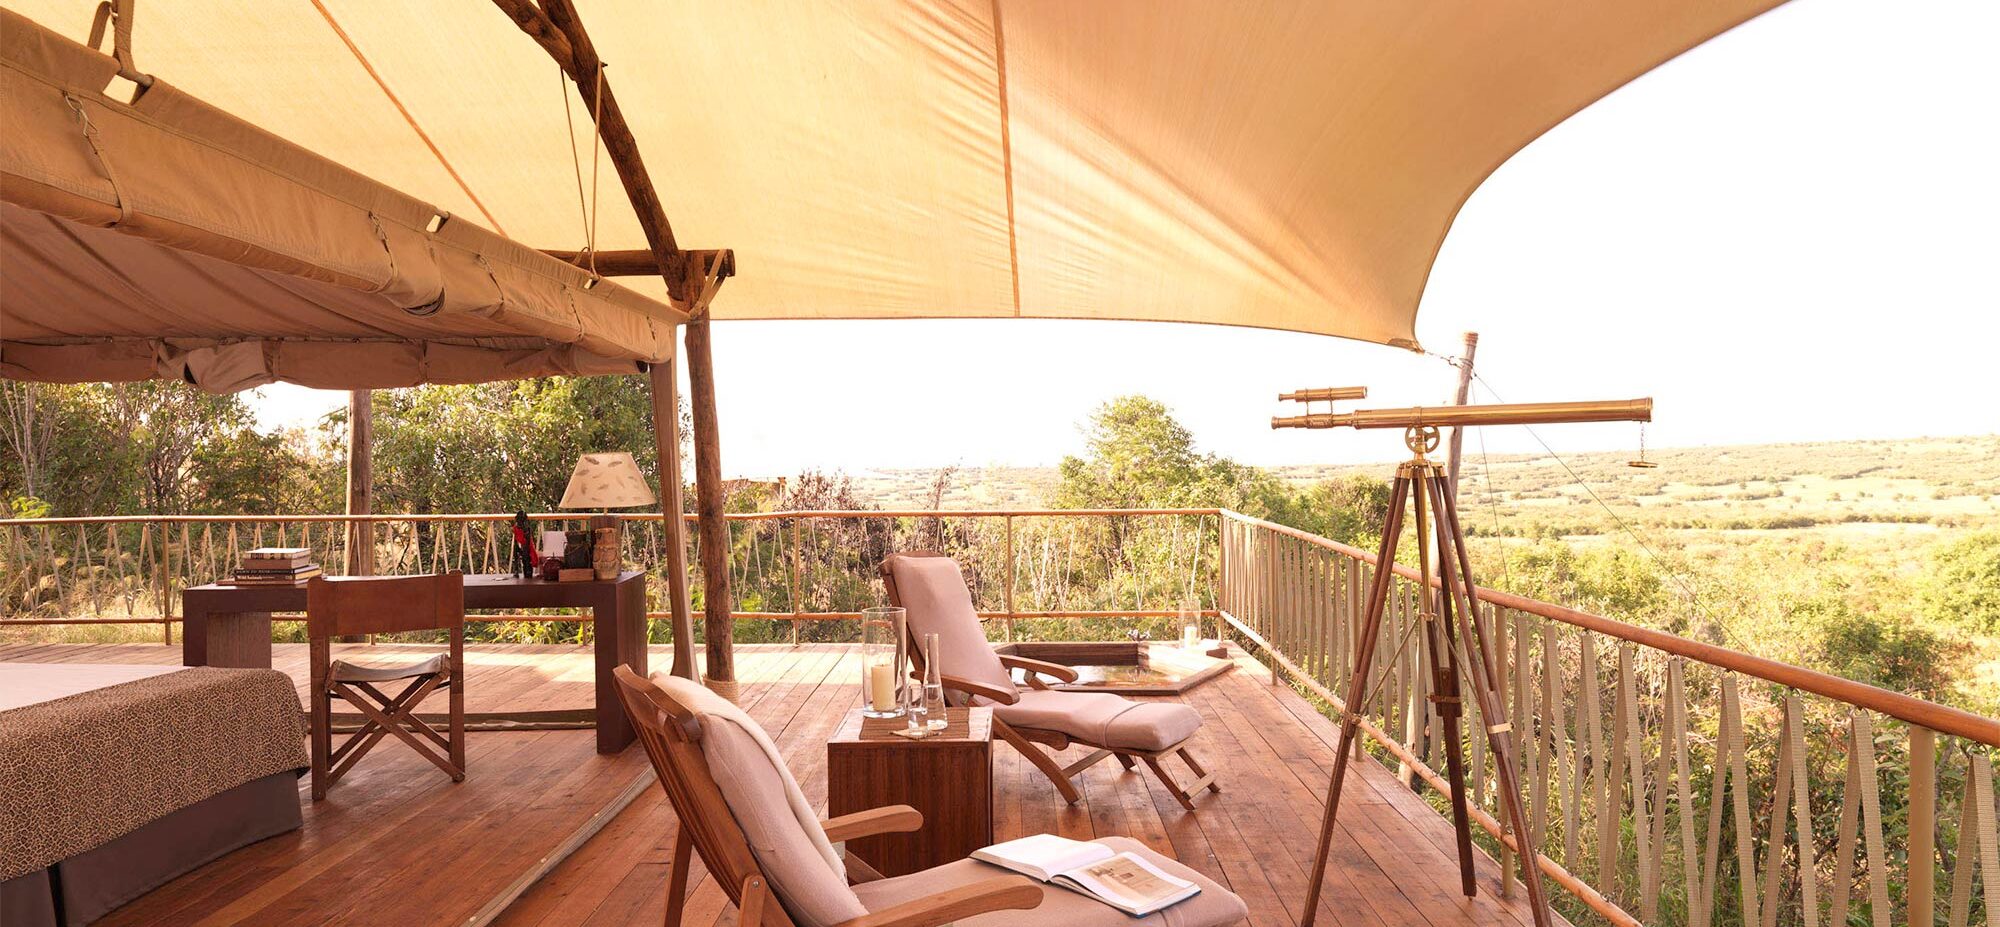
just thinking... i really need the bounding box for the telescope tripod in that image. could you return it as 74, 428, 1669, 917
1300, 426, 1553, 927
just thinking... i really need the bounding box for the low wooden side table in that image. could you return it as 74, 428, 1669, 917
826, 707, 992, 877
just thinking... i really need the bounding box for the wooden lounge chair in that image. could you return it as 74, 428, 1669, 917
880, 553, 1221, 811
611, 666, 1249, 927
306, 572, 466, 800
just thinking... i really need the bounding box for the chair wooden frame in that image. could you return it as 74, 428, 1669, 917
879, 553, 1220, 812
611, 666, 1042, 927
307, 572, 466, 800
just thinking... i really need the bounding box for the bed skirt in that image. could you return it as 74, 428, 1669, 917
0, 771, 302, 927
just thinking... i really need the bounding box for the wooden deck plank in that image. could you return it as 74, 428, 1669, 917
5, 642, 1566, 927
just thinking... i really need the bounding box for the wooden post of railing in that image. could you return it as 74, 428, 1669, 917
1003, 515, 1017, 642
789, 519, 803, 646
153, 518, 170, 645
1909, 725, 1936, 926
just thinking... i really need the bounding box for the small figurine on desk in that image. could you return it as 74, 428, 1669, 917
510, 511, 540, 578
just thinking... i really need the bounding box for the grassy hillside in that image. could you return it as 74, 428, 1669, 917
847, 435, 2000, 536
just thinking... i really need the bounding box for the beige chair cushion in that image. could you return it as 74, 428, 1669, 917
648, 673, 866, 927
991, 689, 1202, 753
885, 556, 1016, 698
853, 836, 1248, 926
329, 653, 448, 683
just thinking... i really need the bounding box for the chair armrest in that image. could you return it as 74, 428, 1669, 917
822, 805, 923, 842
941, 674, 1018, 706
835, 875, 1042, 927
998, 654, 1080, 685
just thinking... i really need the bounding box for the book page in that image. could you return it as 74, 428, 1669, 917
972, 834, 1113, 881
1059, 852, 1195, 914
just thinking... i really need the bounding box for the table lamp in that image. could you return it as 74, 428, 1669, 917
558, 452, 657, 580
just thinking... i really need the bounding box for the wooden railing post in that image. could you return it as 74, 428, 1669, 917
789, 519, 803, 646
154, 518, 171, 645
1909, 725, 1935, 926
1003, 515, 1017, 642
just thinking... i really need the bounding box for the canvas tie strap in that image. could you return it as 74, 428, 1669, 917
86, 0, 154, 88
1947, 751, 1999, 927
63, 95, 132, 227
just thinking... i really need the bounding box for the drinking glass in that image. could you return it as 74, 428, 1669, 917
860, 606, 906, 719
921, 632, 947, 730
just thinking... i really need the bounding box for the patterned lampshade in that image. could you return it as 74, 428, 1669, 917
558, 452, 657, 509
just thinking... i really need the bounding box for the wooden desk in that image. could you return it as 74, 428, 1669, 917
826, 707, 992, 877
181, 572, 648, 753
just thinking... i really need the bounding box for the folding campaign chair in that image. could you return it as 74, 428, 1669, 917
306, 572, 466, 800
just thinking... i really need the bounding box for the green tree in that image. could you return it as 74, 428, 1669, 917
1918, 530, 2000, 634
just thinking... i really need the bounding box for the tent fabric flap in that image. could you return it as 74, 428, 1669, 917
0, 8, 681, 393
2, 1, 1786, 354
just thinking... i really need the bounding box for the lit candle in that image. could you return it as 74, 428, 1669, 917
1182, 623, 1201, 649
868, 662, 896, 711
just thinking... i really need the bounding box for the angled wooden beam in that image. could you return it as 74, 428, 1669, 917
489, 0, 574, 82
544, 248, 735, 280
533, 0, 689, 299
496, 0, 738, 697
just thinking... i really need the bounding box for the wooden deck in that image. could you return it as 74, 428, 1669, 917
2, 641, 1562, 927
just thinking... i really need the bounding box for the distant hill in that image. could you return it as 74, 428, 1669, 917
841, 435, 2000, 539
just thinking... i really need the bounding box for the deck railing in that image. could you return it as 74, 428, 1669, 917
1218, 510, 1998, 927
6, 507, 1995, 925
0, 509, 1222, 643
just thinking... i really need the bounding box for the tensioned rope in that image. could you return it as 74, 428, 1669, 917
558, 62, 608, 282
308, 0, 506, 235
1439, 358, 1754, 652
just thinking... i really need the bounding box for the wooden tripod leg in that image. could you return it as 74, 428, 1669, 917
1301, 474, 1411, 927
663, 828, 692, 927
1433, 473, 1556, 927
1416, 466, 1478, 898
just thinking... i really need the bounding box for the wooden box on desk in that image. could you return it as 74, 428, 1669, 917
825, 707, 993, 877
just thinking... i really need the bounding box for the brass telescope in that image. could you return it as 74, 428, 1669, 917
1272, 397, 1652, 430
1279, 386, 1369, 404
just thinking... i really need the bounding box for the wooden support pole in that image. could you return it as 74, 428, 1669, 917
649, 360, 697, 680
1443, 331, 1478, 500
341, 389, 373, 644
492, 0, 739, 695
344, 390, 375, 578
685, 317, 736, 697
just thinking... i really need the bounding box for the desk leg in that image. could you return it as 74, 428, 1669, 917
594, 580, 649, 753
184, 610, 274, 668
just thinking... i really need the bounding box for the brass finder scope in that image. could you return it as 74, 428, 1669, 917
1272, 391, 1652, 431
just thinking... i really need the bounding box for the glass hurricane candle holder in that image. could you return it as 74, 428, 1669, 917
1179, 601, 1202, 649
860, 606, 907, 719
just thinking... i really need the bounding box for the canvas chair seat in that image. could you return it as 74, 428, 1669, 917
852, 836, 1246, 927
881, 552, 1220, 810
983, 689, 1202, 754
330, 653, 451, 684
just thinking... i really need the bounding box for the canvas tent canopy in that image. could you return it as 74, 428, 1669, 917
0, 0, 1783, 370
0, 8, 681, 393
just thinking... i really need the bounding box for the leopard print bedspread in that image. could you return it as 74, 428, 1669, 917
0, 667, 307, 878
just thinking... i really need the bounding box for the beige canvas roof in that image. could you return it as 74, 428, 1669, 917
0, 8, 680, 392
2, 0, 1784, 380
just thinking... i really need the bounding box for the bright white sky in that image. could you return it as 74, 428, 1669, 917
255, 0, 1999, 477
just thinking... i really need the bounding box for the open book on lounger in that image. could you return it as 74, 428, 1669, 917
972, 834, 1200, 916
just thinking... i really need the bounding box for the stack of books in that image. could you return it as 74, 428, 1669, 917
228, 547, 322, 585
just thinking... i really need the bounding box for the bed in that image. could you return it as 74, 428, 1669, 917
0, 663, 307, 927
